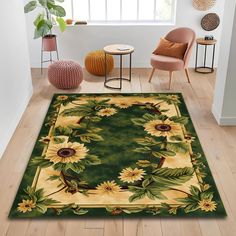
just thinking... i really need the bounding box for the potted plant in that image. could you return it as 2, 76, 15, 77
24, 0, 67, 51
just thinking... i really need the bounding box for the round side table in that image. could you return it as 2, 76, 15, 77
195, 38, 217, 74
103, 44, 134, 89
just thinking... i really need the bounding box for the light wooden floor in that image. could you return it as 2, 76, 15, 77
1, 68, 236, 236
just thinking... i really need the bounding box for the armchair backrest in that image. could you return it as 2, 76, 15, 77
165, 27, 196, 67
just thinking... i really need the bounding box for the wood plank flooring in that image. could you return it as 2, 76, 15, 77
0, 68, 236, 236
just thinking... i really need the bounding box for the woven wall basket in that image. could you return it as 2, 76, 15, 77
201, 13, 220, 31
193, 0, 216, 11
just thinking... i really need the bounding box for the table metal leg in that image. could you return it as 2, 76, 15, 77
212, 44, 216, 71
195, 43, 198, 71
104, 53, 107, 86
129, 53, 132, 81
204, 45, 207, 67
120, 55, 122, 89
104, 52, 132, 89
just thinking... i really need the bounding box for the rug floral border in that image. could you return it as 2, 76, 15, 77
9, 93, 226, 218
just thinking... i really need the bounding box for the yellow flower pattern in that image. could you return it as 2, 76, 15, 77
96, 181, 121, 194
97, 108, 117, 117
144, 119, 182, 138
198, 199, 217, 212
17, 200, 36, 213
119, 167, 146, 183
46, 142, 88, 164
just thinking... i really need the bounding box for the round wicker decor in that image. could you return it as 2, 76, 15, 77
201, 13, 220, 31
193, 0, 216, 11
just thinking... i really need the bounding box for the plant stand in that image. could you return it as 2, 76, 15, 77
41, 35, 59, 74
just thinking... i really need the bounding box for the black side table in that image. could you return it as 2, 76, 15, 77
195, 38, 217, 74
103, 44, 134, 89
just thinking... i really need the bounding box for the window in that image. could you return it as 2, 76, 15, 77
61, 0, 176, 24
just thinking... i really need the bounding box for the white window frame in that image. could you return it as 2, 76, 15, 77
67, 0, 177, 25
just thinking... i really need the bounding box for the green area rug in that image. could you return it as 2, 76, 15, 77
9, 93, 226, 218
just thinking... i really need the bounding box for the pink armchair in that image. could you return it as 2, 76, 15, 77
148, 27, 196, 89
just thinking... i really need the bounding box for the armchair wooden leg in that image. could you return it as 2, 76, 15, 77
148, 68, 155, 82
184, 68, 191, 83
168, 71, 173, 90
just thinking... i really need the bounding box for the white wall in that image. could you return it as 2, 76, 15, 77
212, 0, 236, 125
25, 0, 225, 68
0, 0, 33, 158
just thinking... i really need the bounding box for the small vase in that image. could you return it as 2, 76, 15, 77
42, 34, 57, 52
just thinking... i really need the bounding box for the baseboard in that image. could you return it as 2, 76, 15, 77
212, 105, 236, 126
218, 116, 236, 126
0, 88, 33, 159
31, 66, 197, 70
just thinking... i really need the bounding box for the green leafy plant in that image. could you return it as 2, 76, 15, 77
24, 0, 67, 38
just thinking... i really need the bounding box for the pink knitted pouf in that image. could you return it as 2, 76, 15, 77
48, 61, 83, 89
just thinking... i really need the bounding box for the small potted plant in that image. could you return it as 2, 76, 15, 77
24, 0, 67, 51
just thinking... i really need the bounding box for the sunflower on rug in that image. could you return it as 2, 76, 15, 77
9, 93, 226, 218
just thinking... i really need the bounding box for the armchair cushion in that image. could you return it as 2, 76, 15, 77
153, 38, 188, 59
151, 54, 184, 71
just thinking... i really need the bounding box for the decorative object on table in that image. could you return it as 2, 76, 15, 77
48, 61, 83, 89
204, 35, 214, 40
74, 21, 88, 25
103, 44, 134, 89
66, 19, 73, 25
24, 0, 67, 74
201, 13, 220, 31
149, 27, 196, 90
195, 38, 217, 74
192, 0, 216, 11
85, 50, 114, 76
9, 93, 226, 218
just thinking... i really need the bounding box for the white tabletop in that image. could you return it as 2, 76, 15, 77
104, 44, 134, 55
